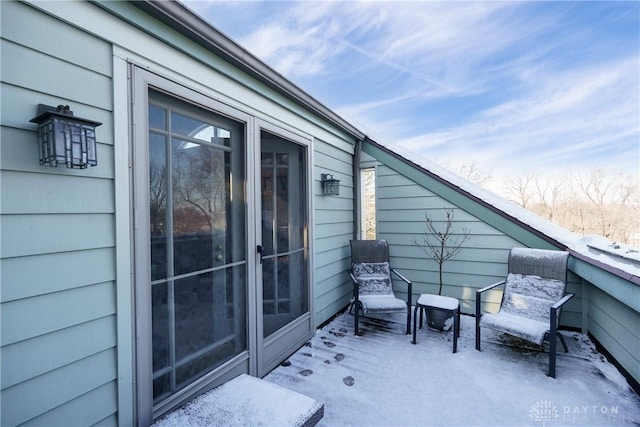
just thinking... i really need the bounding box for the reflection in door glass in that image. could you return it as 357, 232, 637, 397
148, 91, 246, 405
261, 131, 308, 338
149, 133, 168, 281
171, 138, 231, 275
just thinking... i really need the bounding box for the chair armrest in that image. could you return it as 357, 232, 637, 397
477, 280, 505, 294
552, 293, 575, 310
349, 272, 360, 293
550, 293, 575, 326
391, 268, 412, 305
391, 268, 411, 284
548, 292, 575, 347
349, 271, 358, 285
476, 280, 505, 319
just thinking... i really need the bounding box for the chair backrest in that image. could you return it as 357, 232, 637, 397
350, 240, 389, 264
508, 247, 569, 283
350, 240, 393, 296
501, 248, 569, 323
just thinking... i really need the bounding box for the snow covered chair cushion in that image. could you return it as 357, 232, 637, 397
351, 262, 393, 296
351, 262, 405, 313
475, 247, 573, 377
479, 273, 566, 345
349, 240, 413, 335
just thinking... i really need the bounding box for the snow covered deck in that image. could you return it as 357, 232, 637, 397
265, 310, 639, 426
152, 310, 639, 426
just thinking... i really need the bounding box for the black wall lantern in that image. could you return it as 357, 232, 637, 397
321, 173, 340, 196
30, 104, 102, 169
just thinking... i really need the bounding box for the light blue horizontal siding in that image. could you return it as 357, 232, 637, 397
315, 255, 351, 286
1, 281, 116, 346
0, 38, 112, 111
22, 382, 118, 427
1, 2, 118, 425
1, 214, 115, 258
1, 171, 114, 214
315, 209, 353, 225
1, 349, 117, 427
1, 1, 112, 77
587, 284, 640, 384
1, 248, 116, 302
313, 138, 355, 326
2, 316, 116, 388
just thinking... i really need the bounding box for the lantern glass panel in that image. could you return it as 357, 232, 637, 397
322, 175, 340, 196
327, 180, 340, 196
31, 104, 100, 169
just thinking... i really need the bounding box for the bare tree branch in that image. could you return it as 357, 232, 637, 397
414, 207, 471, 295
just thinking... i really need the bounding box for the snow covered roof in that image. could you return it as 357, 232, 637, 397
366, 137, 640, 283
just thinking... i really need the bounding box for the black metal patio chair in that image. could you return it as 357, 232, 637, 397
475, 247, 574, 377
349, 240, 412, 336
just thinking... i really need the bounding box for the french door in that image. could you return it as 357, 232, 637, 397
133, 68, 312, 425
257, 125, 312, 376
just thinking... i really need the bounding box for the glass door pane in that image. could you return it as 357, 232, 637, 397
148, 91, 247, 404
260, 130, 308, 338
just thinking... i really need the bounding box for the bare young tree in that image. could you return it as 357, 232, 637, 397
414, 208, 471, 295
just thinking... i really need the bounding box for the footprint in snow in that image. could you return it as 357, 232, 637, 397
343, 376, 355, 386
334, 353, 344, 362
299, 369, 313, 377
323, 341, 336, 348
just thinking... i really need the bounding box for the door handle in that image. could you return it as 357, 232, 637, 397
257, 245, 263, 264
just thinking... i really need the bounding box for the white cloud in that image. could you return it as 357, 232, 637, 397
392, 55, 639, 176
186, 1, 639, 179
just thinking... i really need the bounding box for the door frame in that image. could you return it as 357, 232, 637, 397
254, 119, 315, 377
130, 66, 317, 424
131, 66, 258, 425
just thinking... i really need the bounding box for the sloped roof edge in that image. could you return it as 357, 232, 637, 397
362, 137, 569, 248
363, 137, 639, 285
129, 0, 366, 141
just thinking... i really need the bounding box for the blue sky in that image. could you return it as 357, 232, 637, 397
184, 1, 639, 181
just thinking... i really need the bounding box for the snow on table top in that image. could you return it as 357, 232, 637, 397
416, 293, 459, 310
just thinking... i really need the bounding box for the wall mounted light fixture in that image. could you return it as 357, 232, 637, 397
321, 173, 340, 196
30, 104, 102, 169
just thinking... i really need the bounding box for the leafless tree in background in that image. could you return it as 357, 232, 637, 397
363, 169, 377, 239
439, 162, 639, 247
505, 173, 535, 209
439, 160, 493, 186
506, 169, 639, 246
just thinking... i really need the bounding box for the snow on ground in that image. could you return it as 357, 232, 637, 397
265, 311, 640, 427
